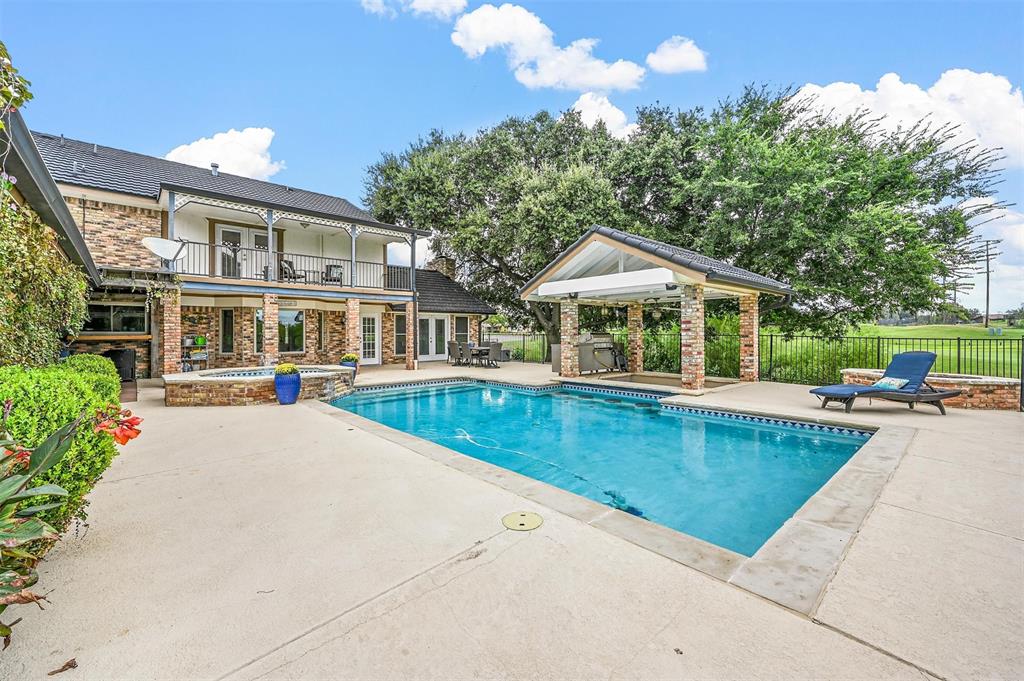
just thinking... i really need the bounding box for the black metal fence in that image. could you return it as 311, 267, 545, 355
485, 331, 1023, 385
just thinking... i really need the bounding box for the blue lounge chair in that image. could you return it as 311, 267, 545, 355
810, 351, 961, 415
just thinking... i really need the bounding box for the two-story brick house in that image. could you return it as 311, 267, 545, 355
31, 131, 493, 378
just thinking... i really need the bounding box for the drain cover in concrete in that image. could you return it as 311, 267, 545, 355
502, 511, 543, 531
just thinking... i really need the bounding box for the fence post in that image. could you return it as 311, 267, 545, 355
1019, 338, 1023, 412
957, 337, 962, 374
875, 337, 881, 370
767, 335, 774, 381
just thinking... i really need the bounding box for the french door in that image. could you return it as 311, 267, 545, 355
360, 313, 381, 365
215, 225, 273, 280
417, 315, 448, 361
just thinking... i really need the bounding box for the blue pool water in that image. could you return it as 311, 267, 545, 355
333, 383, 869, 556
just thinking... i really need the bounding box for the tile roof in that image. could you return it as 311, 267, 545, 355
523, 225, 792, 295
30, 131, 424, 234
415, 269, 495, 315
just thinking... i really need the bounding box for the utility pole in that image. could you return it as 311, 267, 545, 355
980, 239, 1002, 328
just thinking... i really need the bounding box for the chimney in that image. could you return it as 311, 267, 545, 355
426, 256, 456, 279
210, 162, 219, 176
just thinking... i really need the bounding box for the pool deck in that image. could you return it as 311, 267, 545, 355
2, 362, 1020, 680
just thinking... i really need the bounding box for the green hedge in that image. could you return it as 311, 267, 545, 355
0, 355, 121, 533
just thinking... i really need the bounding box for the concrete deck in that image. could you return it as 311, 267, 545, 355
1, 363, 1020, 680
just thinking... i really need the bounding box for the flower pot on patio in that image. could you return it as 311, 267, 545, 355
274, 364, 301, 405
340, 353, 359, 378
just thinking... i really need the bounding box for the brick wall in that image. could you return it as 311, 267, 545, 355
262, 294, 279, 364
405, 302, 415, 369
382, 311, 398, 364
739, 293, 759, 382
560, 300, 580, 378
679, 285, 705, 390
842, 370, 1021, 410
345, 299, 360, 355
68, 339, 152, 379
65, 196, 163, 270
627, 304, 643, 373
159, 291, 181, 377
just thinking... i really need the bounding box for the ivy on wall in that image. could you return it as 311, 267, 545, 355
0, 191, 89, 366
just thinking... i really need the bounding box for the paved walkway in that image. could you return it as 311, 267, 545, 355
1, 366, 1020, 680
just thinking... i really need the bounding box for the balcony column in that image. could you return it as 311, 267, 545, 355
159, 289, 181, 376
739, 293, 760, 382
679, 285, 705, 391
266, 209, 276, 281
627, 303, 644, 373
262, 294, 279, 365
349, 226, 358, 287
559, 298, 580, 378
345, 299, 361, 356
166, 190, 176, 271
405, 301, 415, 370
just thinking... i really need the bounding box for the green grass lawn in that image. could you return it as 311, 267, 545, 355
850, 323, 1024, 340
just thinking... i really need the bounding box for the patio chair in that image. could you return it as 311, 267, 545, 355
457, 341, 474, 367
323, 263, 345, 286
809, 351, 961, 414
485, 341, 502, 368
279, 259, 306, 283
447, 340, 461, 365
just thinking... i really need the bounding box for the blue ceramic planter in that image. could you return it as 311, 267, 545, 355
340, 360, 358, 377
274, 372, 301, 405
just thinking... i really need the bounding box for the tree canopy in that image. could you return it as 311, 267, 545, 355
365, 87, 1003, 336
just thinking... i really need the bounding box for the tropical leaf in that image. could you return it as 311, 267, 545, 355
15, 502, 65, 518
0, 517, 57, 548
26, 421, 78, 478
0, 475, 29, 505
0, 569, 36, 595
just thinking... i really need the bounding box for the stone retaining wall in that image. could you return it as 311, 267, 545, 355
841, 369, 1021, 410
164, 366, 354, 407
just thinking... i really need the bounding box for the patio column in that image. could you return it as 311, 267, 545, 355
560, 298, 580, 378
349, 227, 358, 287
679, 285, 705, 391
627, 303, 644, 373
159, 289, 181, 377
345, 298, 361, 356
262, 294, 279, 365
739, 293, 760, 382
266, 209, 276, 281
405, 301, 415, 370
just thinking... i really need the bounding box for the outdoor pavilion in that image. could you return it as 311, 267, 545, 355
520, 225, 792, 391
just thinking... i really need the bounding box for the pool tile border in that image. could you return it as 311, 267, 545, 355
321, 379, 914, 616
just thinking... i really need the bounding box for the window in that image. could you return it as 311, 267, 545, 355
318, 311, 327, 351
279, 310, 305, 354
394, 313, 407, 356
83, 303, 147, 333
255, 309, 305, 354
454, 316, 470, 344
255, 309, 264, 353
220, 309, 235, 354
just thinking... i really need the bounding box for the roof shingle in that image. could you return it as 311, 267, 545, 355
30, 132, 422, 234
415, 269, 495, 315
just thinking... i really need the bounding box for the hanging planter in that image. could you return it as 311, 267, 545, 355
274, 363, 301, 405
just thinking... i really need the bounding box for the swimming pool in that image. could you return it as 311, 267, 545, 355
333, 382, 870, 556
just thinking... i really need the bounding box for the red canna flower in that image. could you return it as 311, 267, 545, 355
93, 408, 143, 445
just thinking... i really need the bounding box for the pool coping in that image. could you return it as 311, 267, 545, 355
309, 378, 914, 616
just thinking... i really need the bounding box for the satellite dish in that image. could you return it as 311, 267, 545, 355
142, 237, 187, 262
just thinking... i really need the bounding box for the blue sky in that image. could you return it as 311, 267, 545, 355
2, 0, 1022, 311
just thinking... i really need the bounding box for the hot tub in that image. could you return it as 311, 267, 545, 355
841, 368, 1021, 410
163, 365, 355, 407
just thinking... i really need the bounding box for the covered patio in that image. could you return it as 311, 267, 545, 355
521, 225, 792, 391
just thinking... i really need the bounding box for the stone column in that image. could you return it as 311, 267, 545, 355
345, 299, 361, 356
262, 294, 279, 365
159, 290, 181, 377
679, 285, 705, 391
560, 299, 580, 378
627, 303, 644, 373
405, 302, 415, 370
739, 293, 760, 382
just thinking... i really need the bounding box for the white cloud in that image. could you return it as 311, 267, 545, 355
409, 0, 466, 20
165, 128, 285, 181
645, 36, 707, 74
798, 69, 1024, 166
572, 92, 637, 139
955, 202, 1024, 313
451, 4, 645, 92
360, 0, 466, 20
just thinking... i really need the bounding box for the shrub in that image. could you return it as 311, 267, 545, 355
340, 353, 359, 363
0, 364, 120, 533
274, 362, 298, 375
62, 354, 121, 403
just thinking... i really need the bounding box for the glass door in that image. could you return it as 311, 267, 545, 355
216, 227, 243, 278
416, 315, 448, 361
360, 314, 380, 365
433, 318, 446, 356
418, 317, 431, 357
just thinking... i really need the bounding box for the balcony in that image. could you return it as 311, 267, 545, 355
177, 240, 412, 291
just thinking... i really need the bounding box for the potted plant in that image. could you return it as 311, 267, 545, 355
274, 363, 301, 405
340, 352, 359, 377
